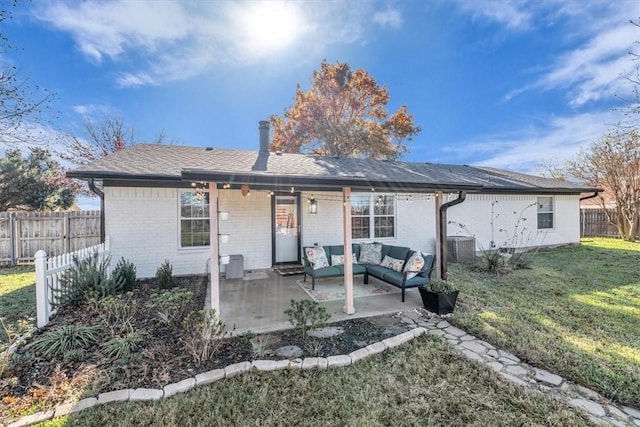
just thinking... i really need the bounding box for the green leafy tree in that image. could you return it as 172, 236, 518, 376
0, 148, 77, 211
270, 60, 420, 159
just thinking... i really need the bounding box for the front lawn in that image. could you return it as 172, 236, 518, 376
0, 266, 36, 352
45, 337, 590, 427
448, 238, 640, 407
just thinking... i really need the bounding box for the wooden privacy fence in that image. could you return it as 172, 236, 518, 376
35, 237, 110, 328
0, 211, 101, 266
580, 208, 640, 239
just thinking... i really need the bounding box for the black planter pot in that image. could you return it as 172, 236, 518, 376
419, 288, 459, 315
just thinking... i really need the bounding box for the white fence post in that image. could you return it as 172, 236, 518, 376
35, 250, 49, 328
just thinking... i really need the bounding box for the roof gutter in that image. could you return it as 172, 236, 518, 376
88, 179, 105, 243
439, 191, 466, 280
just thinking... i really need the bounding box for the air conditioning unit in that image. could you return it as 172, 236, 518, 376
447, 236, 476, 263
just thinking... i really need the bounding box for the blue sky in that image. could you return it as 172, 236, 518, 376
3, 0, 639, 178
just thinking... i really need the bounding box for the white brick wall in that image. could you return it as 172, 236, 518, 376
105, 187, 579, 277
447, 193, 580, 251
300, 191, 437, 255
105, 187, 211, 278
218, 190, 272, 271
105, 187, 272, 277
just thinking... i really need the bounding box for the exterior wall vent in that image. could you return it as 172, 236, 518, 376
447, 236, 476, 263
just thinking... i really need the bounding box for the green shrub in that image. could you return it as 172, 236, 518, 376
148, 289, 193, 327
425, 281, 457, 293
156, 260, 174, 289
181, 309, 225, 363
101, 331, 144, 361
54, 252, 115, 307
97, 293, 138, 335
111, 257, 137, 292
284, 300, 330, 340
29, 324, 101, 356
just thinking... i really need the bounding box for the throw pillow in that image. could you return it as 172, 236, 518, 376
359, 242, 382, 264
403, 251, 426, 279
331, 253, 358, 266
381, 255, 405, 272
305, 247, 330, 270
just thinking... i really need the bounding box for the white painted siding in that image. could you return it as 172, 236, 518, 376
446, 194, 580, 251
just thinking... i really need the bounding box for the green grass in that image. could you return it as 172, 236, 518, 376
448, 237, 640, 407
0, 266, 36, 351
40, 337, 590, 427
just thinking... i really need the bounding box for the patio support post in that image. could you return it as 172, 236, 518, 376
342, 187, 355, 314
434, 192, 443, 280
209, 183, 221, 316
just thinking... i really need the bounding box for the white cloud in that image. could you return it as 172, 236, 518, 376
72, 104, 116, 117
373, 8, 403, 29
441, 110, 622, 172
33, 0, 389, 88
461, 1, 640, 107
453, 0, 533, 31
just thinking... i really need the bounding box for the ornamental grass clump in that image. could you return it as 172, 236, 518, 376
181, 309, 225, 364
29, 324, 101, 356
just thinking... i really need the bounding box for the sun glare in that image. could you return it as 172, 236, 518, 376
239, 2, 303, 52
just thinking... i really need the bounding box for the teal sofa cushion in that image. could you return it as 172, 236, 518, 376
381, 271, 428, 287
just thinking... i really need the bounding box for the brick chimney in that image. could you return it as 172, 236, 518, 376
259, 120, 270, 153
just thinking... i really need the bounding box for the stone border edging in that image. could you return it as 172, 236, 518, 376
5, 328, 425, 427
6, 311, 640, 427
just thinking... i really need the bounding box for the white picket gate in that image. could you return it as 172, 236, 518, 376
34, 237, 110, 328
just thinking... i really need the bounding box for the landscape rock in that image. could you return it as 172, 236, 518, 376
130, 388, 164, 401
225, 361, 251, 378
327, 355, 351, 368
568, 399, 606, 417
195, 369, 225, 386
8, 410, 54, 427
97, 389, 132, 405
533, 368, 563, 387
164, 378, 196, 398
252, 360, 278, 371
308, 327, 344, 338
443, 326, 466, 337
460, 341, 488, 354
275, 345, 303, 358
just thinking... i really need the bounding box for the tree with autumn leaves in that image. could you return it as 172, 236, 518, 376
270, 61, 420, 160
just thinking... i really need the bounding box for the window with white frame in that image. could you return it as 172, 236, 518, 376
537, 196, 554, 229
351, 194, 396, 239
180, 191, 210, 247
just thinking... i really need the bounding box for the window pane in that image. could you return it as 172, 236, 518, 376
538, 213, 553, 229
180, 192, 210, 247
351, 196, 370, 216
537, 197, 553, 212
352, 217, 370, 239
374, 195, 394, 215
374, 217, 395, 238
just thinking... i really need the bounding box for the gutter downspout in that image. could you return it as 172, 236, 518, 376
88, 179, 105, 243
579, 191, 599, 202
439, 191, 466, 280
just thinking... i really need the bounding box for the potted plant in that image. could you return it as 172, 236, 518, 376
419, 281, 459, 315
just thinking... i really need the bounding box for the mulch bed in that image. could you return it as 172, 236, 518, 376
0, 275, 409, 421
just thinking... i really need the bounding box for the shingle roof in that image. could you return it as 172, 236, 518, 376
66, 144, 601, 194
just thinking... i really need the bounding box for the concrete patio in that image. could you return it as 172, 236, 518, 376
217, 269, 423, 335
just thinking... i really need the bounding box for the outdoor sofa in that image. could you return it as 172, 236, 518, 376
303, 243, 435, 302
